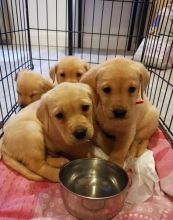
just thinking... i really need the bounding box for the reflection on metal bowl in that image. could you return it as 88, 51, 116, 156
59, 158, 129, 220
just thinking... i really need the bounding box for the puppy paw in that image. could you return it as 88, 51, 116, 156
89, 145, 109, 160
46, 156, 69, 168
128, 139, 148, 158
93, 147, 109, 160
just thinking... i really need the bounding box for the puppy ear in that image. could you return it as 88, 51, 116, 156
135, 62, 150, 99
80, 67, 98, 90
83, 62, 90, 72
36, 94, 49, 131
78, 83, 93, 100
40, 78, 53, 93
49, 64, 58, 82
80, 68, 100, 105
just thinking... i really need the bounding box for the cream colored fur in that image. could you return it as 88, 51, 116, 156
2, 83, 99, 182
80, 57, 159, 167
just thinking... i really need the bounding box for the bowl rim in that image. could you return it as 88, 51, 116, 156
59, 158, 129, 200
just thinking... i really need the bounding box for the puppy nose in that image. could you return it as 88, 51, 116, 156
73, 128, 87, 140
113, 109, 127, 118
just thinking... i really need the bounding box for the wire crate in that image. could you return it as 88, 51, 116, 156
0, 0, 172, 144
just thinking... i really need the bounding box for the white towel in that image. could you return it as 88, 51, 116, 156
125, 150, 159, 204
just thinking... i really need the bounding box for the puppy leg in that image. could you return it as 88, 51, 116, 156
25, 140, 61, 182
136, 139, 149, 157
2, 152, 44, 181
128, 139, 149, 157
93, 121, 114, 155
110, 131, 135, 167
3, 122, 60, 182
28, 158, 60, 182
46, 156, 69, 168
129, 108, 159, 157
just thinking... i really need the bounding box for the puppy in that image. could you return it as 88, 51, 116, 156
1, 83, 103, 182
80, 57, 159, 167
16, 69, 53, 108
49, 56, 90, 84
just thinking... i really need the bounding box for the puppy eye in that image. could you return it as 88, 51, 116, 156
102, 87, 111, 94
76, 72, 82, 78
56, 112, 64, 120
82, 104, 90, 112
128, 87, 136, 93
60, 73, 65, 77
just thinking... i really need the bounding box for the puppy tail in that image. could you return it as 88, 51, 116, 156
2, 152, 45, 181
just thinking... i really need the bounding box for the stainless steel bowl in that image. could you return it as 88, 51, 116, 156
59, 158, 129, 220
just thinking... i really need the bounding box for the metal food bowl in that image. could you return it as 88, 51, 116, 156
59, 158, 129, 220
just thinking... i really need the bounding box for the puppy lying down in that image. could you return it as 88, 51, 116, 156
16, 69, 53, 108
49, 56, 90, 84
81, 57, 159, 167
1, 83, 107, 182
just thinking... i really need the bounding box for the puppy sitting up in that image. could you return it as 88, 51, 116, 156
16, 69, 53, 108
49, 56, 90, 84
1, 83, 107, 182
81, 57, 159, 167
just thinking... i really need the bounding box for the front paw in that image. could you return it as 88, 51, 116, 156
46, 156, 69, 168
88, 145, 109, 160
128, 139, 148, 158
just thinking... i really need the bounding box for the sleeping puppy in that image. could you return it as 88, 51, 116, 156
80, 57, 159, 167
1, 83, 106, 182
49, 56, 90, 84
16, 69, 53, 108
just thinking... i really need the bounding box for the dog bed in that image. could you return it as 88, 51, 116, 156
0, 128, 173, 220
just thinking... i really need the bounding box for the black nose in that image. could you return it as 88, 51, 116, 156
73, 128, 87, 140
113, 109, 127, 118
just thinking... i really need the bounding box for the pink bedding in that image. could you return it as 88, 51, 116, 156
0, 128, 173, 220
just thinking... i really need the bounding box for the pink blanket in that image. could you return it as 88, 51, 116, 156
0, 128, 173, 220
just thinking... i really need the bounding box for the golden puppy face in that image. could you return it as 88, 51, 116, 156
49, 56, 90, 83
16, 70, 53, 108
96, 65, 140, 119
81, 57, 149, 120
37, 82, 94, 145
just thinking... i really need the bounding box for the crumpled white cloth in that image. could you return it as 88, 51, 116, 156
124, 150, 159, 204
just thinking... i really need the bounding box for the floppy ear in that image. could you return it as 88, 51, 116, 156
78, 83, 93, 101
134, 62, 150, 99
83, 61, 91, 72
80, 67, 100, 105
40, 78, 53, 93
49, 64, 58, 82
80, 66, 98, 91
36, 94, 50, 132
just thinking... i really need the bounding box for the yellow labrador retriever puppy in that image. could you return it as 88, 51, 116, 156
2, 83, 103, 182
16, 69, 53, 108
80, 57, 159, 167
49, 56, 90, 84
